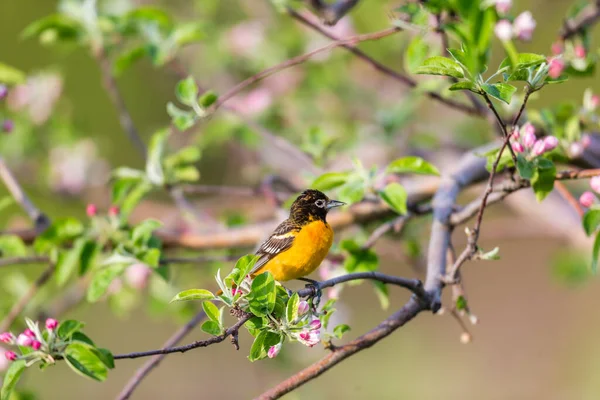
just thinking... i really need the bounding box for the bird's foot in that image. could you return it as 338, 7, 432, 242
297, 278, 322, 311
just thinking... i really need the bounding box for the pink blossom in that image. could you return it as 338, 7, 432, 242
569, 142, 584, 158
548, 58, 565, 79
514, 11, 536, 41
579, 191, 595, 208
31, 340, 42, 350
494, 20, 513, 41
0, 85, 7, 100
511, 127, 520, 140
511, 142, 524, 153
297, 300, 309, 316
4, 351, 17, 361
297, 329, 320, 347
551, 42, 564, 55
495, 0, 512, 14
309, 319, 322, 330
231, 288, 244, 296
2, 119, 14, 133
522, 123, 536, 148
532, 140, 546, 156
124, 263, 152, 290
86, 203, 97, 217
543, 136, 559, 152
582, 134, 592, 148
0, 347, 8, 371
23, 329, 36, 338
46, 318, 58, 331
0, 332, 15, 344
108, 206, 119, 216
590, 176, 600, 194
267, 343, 281, 358
574, 45, 586, 59
16, 334, 32, 347
591, 95, 599, 110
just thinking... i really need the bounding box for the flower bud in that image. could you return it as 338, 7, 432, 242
31, 340, 42, 350
511, 142, 524, 153
297, 300, 309, 316
267, 343, 281, 358
108, 206, 119, 217
2, 119, 14, 133
591, 95, 599, 110
4, 351, 17, 361
569, 142, 583, 158
460, 332, 472, 344
582, 134, 592, 148
513, 11, 536, 41
124, 263, 152, 290
551, 41, 563, 55
511, 127, 520, 140
590, 176, 600, 194
532, 140, 546, 156
0, 332, 15, 344
0, 85, 7, 100
543, 136, 559, 152
494, 20, 513, 42
86, 203, 97, 217
45, 318, 58, 331
522, 129, 536, 149
309, 319, 322, 330
579, 191, 595, 208
548, 58, 565, 79
574, 45, 586, 59
23, 329, 36, 338
495, 0, 512, 14
16, 334, 32, 347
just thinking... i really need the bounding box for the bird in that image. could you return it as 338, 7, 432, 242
250, 189, 345, 283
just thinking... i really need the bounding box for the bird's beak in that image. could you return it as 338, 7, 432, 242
326, 199, 346, 210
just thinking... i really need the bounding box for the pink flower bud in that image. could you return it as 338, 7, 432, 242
513, 11, 536, 41
551, 41, 564, 55
522, 124, 536, 148
543, 136, 559, 152
267, 343, 281, 358
4, 351, 17, 361
86, 203, 97, 217
582, 134, 592, 148
569, 142, 584, 158
548, 58, 565, 79
0, 332, 15, 344
231, 288, 244, 296
495, 0, 512, 14
591, 95, 599, 110
124, 263, 152, 290
309, 319, 322, 330
511, 127, 520, 140
511, 142, 524, 153
297, 300, 309, 316
31, 340, 42, 350
45, 318, 58, 331
2, 119, 14, 133
16, 334, 32, 347
590, 176, 600, 194
532, 140, 546, 156
579, 191, 595, 208
108, 206, 119, 216
574, 45, 586, 59
0, 85, 7, 100
23, 329, 36, 338
296, 329, 320, 347
494, 20, 513, 42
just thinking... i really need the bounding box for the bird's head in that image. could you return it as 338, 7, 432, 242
289, 189, 345, 223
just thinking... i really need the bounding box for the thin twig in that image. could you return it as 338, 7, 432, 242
0, 256, 50, 268
0, 156, 50, 231
481, 93, 517, 163
554, 181, 584, 217
287, 8, 482, 117
115, 311, 207, 400
361, 215, 409, 249
0, 263, 55, 332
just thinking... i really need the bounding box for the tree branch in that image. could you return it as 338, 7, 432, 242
308, 0, 361, 26
0, 256, 49, 268
560, 1, 600, 40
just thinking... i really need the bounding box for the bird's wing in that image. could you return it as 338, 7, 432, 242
250, 219, 299, 275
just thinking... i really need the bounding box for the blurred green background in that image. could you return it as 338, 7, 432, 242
1, 0, 600, 399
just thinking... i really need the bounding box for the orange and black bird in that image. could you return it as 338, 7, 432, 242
249, 189, 345, 283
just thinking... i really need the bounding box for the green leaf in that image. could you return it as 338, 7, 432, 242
55, 238, 86, 286
245, 316, 267, 337
333, 324, 351, 339
0, 235, 28, 257
201, 321, 222, 336
132, 219, 162, 245
202, 301, 220, 323
1, 360, 26, 400
248, 272, 276, 317
64, 343, 108, 382
175, 76, 199, 107
0, 63, 26, 85
481, 83, 516, 105
380, 183, 408, 215
167, 146, 202, 166
146, 129, 170, 185
71, 331, 95, 346
172, 166, 200, 183
172, 22, 205, 46
121, 181, 153, 216
248, 330, 281, 362
286, 292, 299, 323
113, 46, 147, 75
372, 281, 389, 309
415, 56, 465, 78
57, 320, 85, 340
79, 240, 98, 275
311, 172, 350, 191
112, 167, 146, 180
582, 208, 600, 236
404, 35, 430, 73
87, 264, 126, 302
531, 158, 556, 202
140, 248, 161, 268
341, 240, 379, 273
21, 14, 82, 42
456, 295, 467, 310
170, 289, 215, 303
125, 7, 173, 28
448, 81, 479, 93
101, 251, 138, 268
499, 53, 546, 71
386, 156, 440, 176
198, 91, 218, 108
230, 254, 258, 286
516, 154, 534, 180
94, 348, 115, 369
592, 231, 600, 274
479, 247, 500, 260
166, 102, 196, 131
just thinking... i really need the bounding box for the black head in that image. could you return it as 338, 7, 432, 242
289, 189, 345, 223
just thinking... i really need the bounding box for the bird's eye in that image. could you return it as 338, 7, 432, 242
315, 199, 326, 208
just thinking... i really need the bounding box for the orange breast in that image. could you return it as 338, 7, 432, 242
255, 220, 333, 281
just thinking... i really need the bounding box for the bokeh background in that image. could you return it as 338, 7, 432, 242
1, 0, 600, 399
